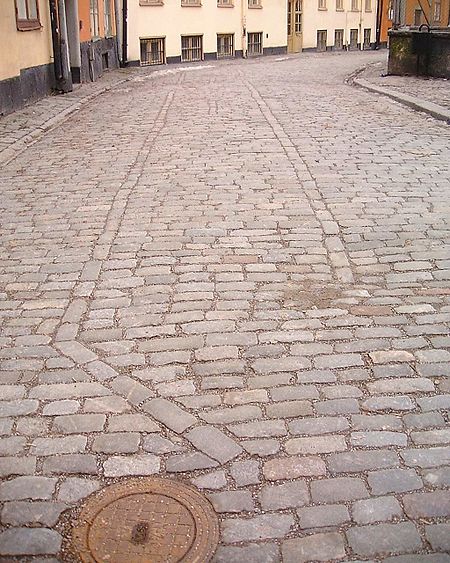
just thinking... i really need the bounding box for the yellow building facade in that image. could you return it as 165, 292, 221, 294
0, 0, 54, 115
126, 0, 288, 65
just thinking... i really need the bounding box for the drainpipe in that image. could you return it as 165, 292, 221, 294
114, 0, 122, 65
241, 0, 247, 58
49, 0, 62, 86
375, 0, 383, 47
359, 0, 364, 49
49, 0, 73, 92
122, 0, 128, 66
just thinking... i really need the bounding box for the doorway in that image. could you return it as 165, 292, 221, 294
287, 0, 302, 53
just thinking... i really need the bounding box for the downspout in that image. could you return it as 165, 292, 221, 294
375, 0, 383, 47
241, 0, 247, 58
57, 0, 73, 90
114, 0, 122, 65
122, 0, 128, 66
49, 0, 62, 87
359, 0, 363, 49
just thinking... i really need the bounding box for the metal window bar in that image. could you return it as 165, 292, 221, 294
317, 30, 327, 50
335, 29, 344, 48
181, 35, 203, 62
217, 34, 234, 58
140, 38, 165, 65
247, 32, 262, 55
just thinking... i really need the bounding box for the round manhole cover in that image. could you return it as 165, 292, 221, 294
72, 478, 219, 563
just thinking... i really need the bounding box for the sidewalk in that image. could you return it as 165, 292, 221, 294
0, 67, 135, 166
352, 57, 450, 123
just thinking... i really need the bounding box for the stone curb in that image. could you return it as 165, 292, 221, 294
353, 76, 450, 124
0, 76, 131, 168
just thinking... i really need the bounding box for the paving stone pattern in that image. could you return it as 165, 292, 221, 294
0, 51, 449, 561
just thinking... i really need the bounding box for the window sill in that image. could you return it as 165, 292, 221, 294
218, 3, 234, 6
318, 7, 328, 10
140, 0, 164, 5
248, 5, 263, 8
16, 19, 41, 31
181, 2, 202, 5
336, 7, 344, 10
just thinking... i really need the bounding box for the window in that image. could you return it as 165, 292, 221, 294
363, 28, 371, 48
414, 8, 422, 25
247, 32, 263, 55
317, 30, 327, 51
433, 0, 441, 21
218, 0, 233, 5
335, 29, 344, 49
15, 0, 40, 31
140, 38, 165, 65
351, 0, 358, 9
336, 0, 343, 10
104, 0, 113, 36
295, 0, 302, 32
90, 0, 100, 37
350, 28, 358, 48
181, 35, 203, 61
140, 0, 164, 4
318, 0, 327, 9
181, 0, 201, 5
365, 0, 371, 9
217, 34, 234, 58
248, 0, 262, 7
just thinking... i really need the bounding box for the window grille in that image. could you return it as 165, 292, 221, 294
247, 32, 263, 55
140, 37, 165, 65
181, 35, 203, 62
217, 34, 234, 58
335, 29, 344, 49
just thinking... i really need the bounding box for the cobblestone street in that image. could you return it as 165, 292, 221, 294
1, 50, 450, 561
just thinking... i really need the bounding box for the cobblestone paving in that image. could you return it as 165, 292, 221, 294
1, 50, 450, 562
359, 58, 450, 110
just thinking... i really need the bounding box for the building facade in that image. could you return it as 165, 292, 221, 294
77, 0, 120, 82
126, 0, 287, 66
0, 0, 54, 115
394, 0, 449, 27
290, 0, 378, 52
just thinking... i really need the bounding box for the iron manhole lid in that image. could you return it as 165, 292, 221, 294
72, 478, 219, 563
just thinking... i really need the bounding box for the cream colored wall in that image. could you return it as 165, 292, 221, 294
128, 0, 288, 62
0, 0, 53, 81
302, 0, 377, 49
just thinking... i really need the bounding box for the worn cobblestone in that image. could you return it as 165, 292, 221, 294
0, 49, 449, 560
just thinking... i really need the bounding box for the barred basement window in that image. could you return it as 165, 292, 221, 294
181, 35, 203, 62
247, 32, 262, 55
15, 0, 40, 31
350, 28, 358, 48
363, 28, 371, 48
140, 37, 165, 65
335, 29, 344, 49
317, 29, 327, 51
217, 34, 234, 58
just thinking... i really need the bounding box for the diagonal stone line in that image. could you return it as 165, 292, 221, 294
242, 75, 354, 284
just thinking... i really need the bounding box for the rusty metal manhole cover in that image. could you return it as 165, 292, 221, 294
72, 478, 219, 563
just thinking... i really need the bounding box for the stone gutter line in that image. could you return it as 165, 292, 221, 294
0, 75, 132, 168
347, 66, 450, 124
